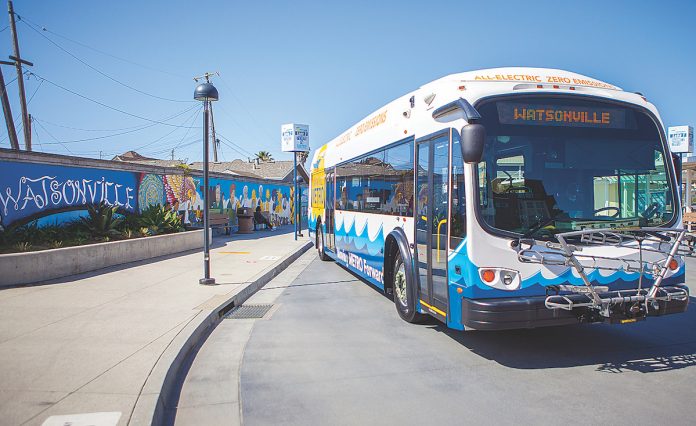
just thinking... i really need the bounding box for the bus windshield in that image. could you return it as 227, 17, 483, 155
475, 96, 676, 238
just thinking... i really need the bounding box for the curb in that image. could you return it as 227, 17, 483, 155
130, 240, 313, 426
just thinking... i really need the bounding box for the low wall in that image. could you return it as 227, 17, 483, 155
0, 230, 206, 287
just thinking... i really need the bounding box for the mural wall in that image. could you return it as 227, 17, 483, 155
0, 159, 302, 230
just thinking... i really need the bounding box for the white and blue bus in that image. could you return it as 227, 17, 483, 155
308, 67, 690, 330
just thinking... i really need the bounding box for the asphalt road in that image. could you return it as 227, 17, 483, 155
239, 254, 696, 426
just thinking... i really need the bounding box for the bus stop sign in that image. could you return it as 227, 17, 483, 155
281, 123, 310, 152
668, 125, 694, 153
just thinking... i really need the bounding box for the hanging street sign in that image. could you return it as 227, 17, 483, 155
668, 125, 694, 153
281, 123, 310, 152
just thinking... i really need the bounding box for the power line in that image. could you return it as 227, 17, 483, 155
145, 138, 201, 156
20, 18, 193, 103
131, 105, 202, 152
217, 75, 277, 150
27, 78, 42, 103
34, 103, 197, 133
27, 71, 199, 128
217, 136, 255, 159
216, 131, 255, 158
0, 74, 18, 97
0, 78, 43, 147
30, 121, 160, 145
34, 105, 200, 146
15, 13, 188, 80
34, 119, 74, 154
171, 106, 203, 150
31, 104, 199, 145
31, 117, 43, 151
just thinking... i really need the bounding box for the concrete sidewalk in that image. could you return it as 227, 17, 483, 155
0, 226, 311, 426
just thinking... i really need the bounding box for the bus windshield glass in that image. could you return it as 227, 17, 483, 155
475, 96, 676, 238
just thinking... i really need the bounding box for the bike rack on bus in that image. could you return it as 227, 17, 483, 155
516, 227, 692, 318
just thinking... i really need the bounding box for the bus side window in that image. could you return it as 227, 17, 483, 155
451, 135, 466, 249
334, 139, 414, 216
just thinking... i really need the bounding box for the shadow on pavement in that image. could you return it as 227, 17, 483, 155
434, 296, 696, 373
213, 224, 297, 243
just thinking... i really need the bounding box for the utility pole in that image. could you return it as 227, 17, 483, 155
209, 102, 218, 162
0, 61, 19, 150
171, 148, 175, 161
8, 0, 32, 151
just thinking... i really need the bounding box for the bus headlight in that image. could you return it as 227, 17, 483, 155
478, 268, 521, 291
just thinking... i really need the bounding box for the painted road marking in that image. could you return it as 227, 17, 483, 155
259, 255, 280, 261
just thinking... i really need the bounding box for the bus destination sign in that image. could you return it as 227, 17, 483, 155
497, 102, 627, 129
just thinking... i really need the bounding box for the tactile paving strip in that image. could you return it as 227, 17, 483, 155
223, 304, 274, 319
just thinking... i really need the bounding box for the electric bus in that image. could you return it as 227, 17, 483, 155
308, 67, 690, 330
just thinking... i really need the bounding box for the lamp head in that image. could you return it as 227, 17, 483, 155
194, 83, 219, 101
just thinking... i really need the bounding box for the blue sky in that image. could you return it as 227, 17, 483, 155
1, 0, 694, 163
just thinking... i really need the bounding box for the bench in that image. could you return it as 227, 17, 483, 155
683, 212, 696, 232
209, 212, 231, 235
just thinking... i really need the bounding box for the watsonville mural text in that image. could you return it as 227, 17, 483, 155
0, 160, 299, 230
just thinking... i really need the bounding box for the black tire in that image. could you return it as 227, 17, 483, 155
317, 224, 331, 261
392, 250, 427, 323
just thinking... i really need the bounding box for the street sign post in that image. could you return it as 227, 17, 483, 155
668, 125, 694, 209
281, 123, 310, 240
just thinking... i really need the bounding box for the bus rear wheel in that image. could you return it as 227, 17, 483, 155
392, 251, 426, 323
317, 225, 331, 261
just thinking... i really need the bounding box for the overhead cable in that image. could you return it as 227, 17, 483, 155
27, 71, 199, 128
216, 131, 255, 158
16, 13, 188, 80
36, 103, 197, 132
20, 18, 193, 103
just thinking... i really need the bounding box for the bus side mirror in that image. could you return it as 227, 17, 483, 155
461, 123, 486, 164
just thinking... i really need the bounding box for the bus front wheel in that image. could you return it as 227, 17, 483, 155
317, 225, 331, 261
392, 251, 426, 323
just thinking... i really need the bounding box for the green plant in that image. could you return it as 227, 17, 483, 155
121, 227, 135, 239
72, 236, 87, 245
79, 202, 123, 238
255, 151, 273, 162
138, 204, 183, 235
14, 241, 31, 252
13, 220, 42, 244
175, 163, 193, 174
50, 240, 64, 249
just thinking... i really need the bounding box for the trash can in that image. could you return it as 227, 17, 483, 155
237, 207, 254, 234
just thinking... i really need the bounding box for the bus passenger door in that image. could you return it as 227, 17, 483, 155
325, 169, 335, 252
415, 132, 449, 318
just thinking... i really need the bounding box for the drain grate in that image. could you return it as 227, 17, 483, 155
223, 304, 274, 319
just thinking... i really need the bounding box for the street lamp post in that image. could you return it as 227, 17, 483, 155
194, 81, 219, 285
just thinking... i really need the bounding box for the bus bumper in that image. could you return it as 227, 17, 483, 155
461, 285, 690, 331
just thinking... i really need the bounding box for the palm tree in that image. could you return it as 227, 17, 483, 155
255, 151, 273, 162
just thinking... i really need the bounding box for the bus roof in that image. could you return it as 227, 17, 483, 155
313, 67, 657, 170
425, 67, 621, 91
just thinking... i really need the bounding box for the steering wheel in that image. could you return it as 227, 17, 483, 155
642, 202, 662, 220
502, 170, 531, 193
593, 206, 620, 218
